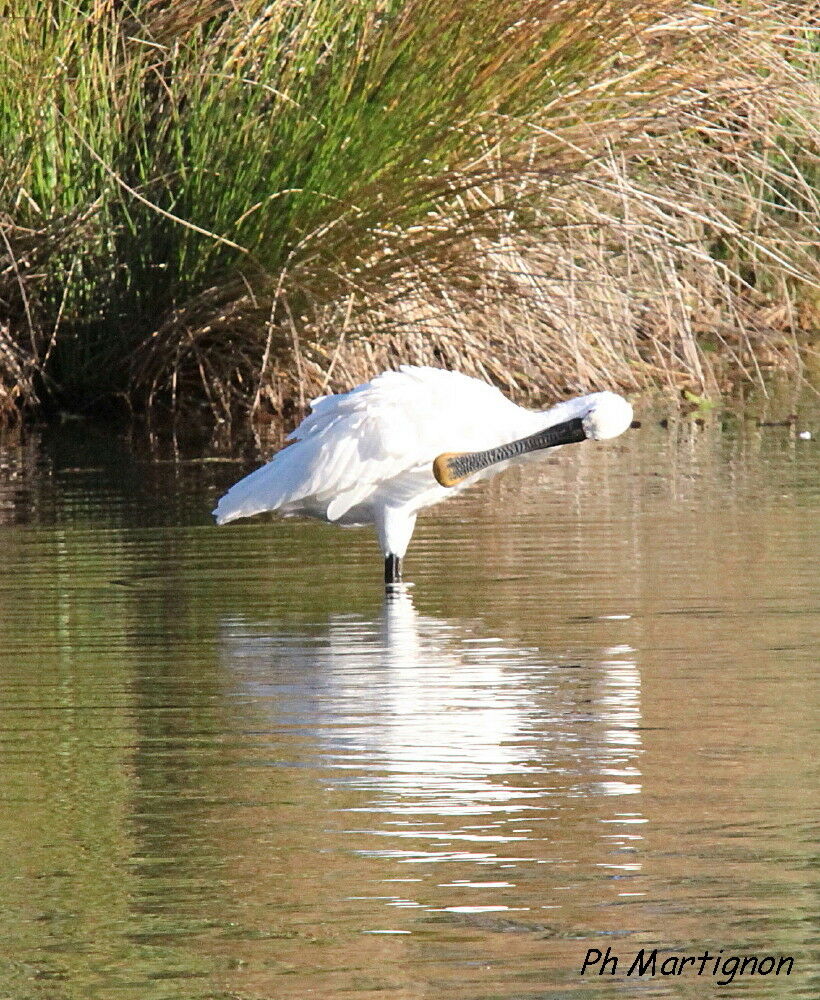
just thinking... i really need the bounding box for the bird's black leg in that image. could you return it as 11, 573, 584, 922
384, 554, 402, 586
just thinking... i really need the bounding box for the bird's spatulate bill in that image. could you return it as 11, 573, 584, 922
433, 417, 587, 488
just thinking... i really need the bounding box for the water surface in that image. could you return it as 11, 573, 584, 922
0, 403, 816, 999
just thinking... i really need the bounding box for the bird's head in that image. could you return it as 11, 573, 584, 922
580, 391, 633, 441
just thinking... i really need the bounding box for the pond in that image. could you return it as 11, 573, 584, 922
0, 396, 816, 1000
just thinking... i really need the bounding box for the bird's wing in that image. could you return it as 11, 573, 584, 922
214, 367, 510, 524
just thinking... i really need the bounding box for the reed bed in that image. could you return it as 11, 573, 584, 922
1, 0, 818, 426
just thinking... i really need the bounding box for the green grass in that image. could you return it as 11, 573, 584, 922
0, 1, 818, 424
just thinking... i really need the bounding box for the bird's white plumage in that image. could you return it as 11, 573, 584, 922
213, 366, 632, 559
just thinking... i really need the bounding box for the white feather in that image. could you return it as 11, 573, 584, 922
213, 366, 633, 564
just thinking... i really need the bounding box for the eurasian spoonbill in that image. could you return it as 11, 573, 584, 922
213, 366, 633, 585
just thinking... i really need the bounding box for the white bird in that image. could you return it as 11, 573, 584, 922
213, 366, 633, 586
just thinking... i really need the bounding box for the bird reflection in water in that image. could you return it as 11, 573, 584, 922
218, 590, 646, 863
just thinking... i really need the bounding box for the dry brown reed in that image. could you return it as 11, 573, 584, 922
1, 1, 818, 427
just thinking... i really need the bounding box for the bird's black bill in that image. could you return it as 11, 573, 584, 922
433, 417, 587, 488
384, 554, 402, 586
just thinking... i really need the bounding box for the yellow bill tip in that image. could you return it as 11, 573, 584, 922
433, 452, 465, 488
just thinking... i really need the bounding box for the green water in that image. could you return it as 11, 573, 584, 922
0, 404, 816, 999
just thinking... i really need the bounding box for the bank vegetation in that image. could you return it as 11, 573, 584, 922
1, 0, 818, 426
